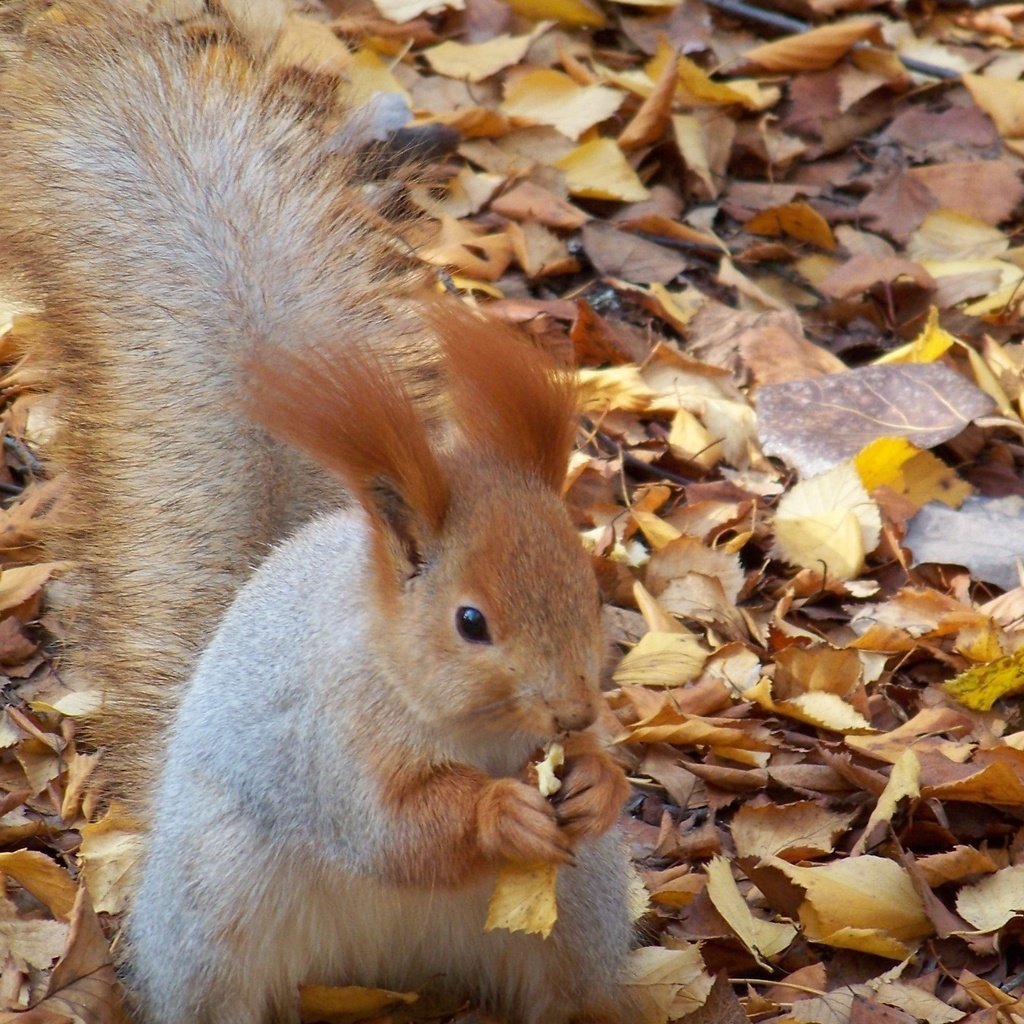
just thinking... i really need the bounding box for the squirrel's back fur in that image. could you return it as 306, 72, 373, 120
0, 2, 434, 793
0, 6, 638, 1020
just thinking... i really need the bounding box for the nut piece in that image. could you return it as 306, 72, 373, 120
535, 741, 565, 798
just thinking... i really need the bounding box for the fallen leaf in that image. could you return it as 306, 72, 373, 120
0, 562, 67, 614
705, 856, 797, 967
904, 496, 1024, 591
503, 69, 624, 140
554, 138, 650, 201
854, 438, 971, 510
24, 886, 129, 1024
298, 984, 418, 1023
732, 801, 858, 862
484, 860, 559, 938
612, 631, 709, 688
916, 846, 999, 888
773, 856, 932, 958
745, 676, 874, 733
78, 804, 144, 916
623, 944, 715, 1024
955, 864, 1024, 932
852, 749, 920, 855
772, 462, 881, 580
746, 202, 836, 250
425, 25, 547, 83
505, 0, 604, 27
0, 894, 67, 970
0, 850, 77, 919
758, 364, 996, 477
744, 19, 882, 73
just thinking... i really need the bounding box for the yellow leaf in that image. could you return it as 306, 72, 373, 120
420, 217, 512, 280
0, 850, 77, 919
625, 704, 774, 752
505, 0, 605, 27
667, 408, 718, 468
744, 677, 874, 734
744, 18, 883, 73
875, 306, 955, 364
773, 462, 881, 580
612, 631, 708, 688
270, 13, 351, 77
623, 945, 715, 1024
631, 509, 682, 550
299, 984, 418, 1023
342, 48, 408, 106
448, 276, 504, 298
746, 202, 836, 251
955, 864, 1024, 932
705, 856, 796, 967
633, 580, 687, 634
577, 365, 655, 411
852, 749, 920, 855
854, 437, 971, 509
554, 138, 650, 202
0, 561, 67, 613
772, 856, 932, 958
963, 74, 1024, 140
962, 341, 1015, 415
425, 25, 547, 83
955, 620, 1007, 664
670, 55, 777, 111
31, 689, 103, 718
485, 860, 559, 938
79, 803, 145, 915
942, 647, 1024, 711
908, 211, 1009, 262
503, 69, 624, 140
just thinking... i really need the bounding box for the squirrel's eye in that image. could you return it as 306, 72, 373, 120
456, 606, 491, 644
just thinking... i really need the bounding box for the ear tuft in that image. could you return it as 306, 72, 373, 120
424, 300, 578, 491
243, 343, 449, 537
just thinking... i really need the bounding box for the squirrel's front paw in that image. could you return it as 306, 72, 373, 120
477, 778, 573, 865
555, 751, 630, 842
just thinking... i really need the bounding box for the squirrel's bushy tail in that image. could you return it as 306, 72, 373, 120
0, 1, 431, 796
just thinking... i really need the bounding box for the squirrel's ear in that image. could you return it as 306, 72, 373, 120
423, 299, 578, 491
365, 475, 433, 574
243, 344, 449, 568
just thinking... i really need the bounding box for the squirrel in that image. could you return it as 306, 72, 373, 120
0, 3, 636, 1023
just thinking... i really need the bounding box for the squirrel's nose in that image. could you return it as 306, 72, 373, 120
552, 696, 597, 733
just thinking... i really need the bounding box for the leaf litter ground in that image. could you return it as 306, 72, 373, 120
1, 0, 1024, 1022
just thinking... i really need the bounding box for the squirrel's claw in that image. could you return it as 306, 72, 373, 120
477, 778, 574, 866
555, 752, 630, 842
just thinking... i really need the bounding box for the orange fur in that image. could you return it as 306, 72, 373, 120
244, 344, 449, 535
371, 750, 574, 887
425, 301, 579, 493
0, 2, 432, 798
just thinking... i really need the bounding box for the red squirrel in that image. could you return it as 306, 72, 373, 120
0, 3, 635, 1021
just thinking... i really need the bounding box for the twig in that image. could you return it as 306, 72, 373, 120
593, 430, 694, 487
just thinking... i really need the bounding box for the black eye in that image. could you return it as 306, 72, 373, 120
456, 606, 491, 644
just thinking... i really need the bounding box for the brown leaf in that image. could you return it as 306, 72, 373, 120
15, 887, 127, 1024
757, 364, 996, 477
580, 222, 689, 285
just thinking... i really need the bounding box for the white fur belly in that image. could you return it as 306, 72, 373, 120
305, 872, 496, 990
